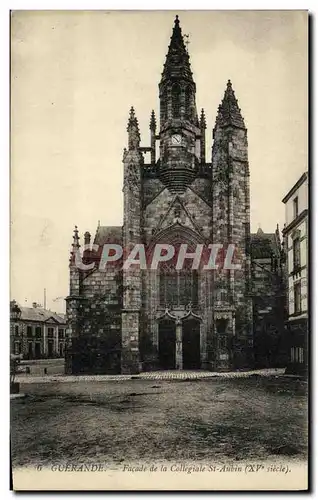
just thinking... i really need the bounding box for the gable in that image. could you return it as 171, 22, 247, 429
154, 195, 201, 236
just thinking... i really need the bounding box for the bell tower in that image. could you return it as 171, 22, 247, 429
158, 16, 201, 193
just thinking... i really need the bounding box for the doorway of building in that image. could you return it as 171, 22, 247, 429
48, 340, 54, 358
34, 342, 41, 359
28, 342, 33, 359
182, 318, 201, 369
158, 319, 176, 369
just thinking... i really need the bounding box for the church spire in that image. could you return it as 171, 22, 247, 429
159, 16, 197, 127
160, 15, 194, 85
215, 80, 246, 129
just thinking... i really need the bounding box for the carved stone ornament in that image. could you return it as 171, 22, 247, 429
125, 165, 139, 188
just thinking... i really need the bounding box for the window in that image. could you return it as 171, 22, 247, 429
35, 326, 42, 339
293, 197, 299, 218
216, 319, 228, 334
27, 326, 33, 339
291, 347, 304, 363
47, 327, 54, 338
160, 92, 168, 121
58, 329, 65, 340
15, 325, 19, 336
159, 268, 198, 307
14, 342, 21, 355
185, 86, 192, 119
293, 238, 301, 271
171, 84, 181, 118
294, 282, 302, 315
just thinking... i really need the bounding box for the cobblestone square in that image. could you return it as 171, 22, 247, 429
11, 375, 307, 469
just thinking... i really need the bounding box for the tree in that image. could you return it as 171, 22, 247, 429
68, 292, 122, 375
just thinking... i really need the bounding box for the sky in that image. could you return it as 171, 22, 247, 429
10, 10, 308, 313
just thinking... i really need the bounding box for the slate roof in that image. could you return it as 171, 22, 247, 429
93, 226, 123, 246
251, 228, 280, 259
17, 306, 66, 324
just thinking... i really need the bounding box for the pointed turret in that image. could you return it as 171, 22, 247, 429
215, 80, 246, 129
72, 225, 80, 250
127, 106, 140, 150
200, 108, 206, 130
160, 15, 193, 84
69, 225, 80, 265
84, 231, 91, 245
199, 108, 206, 165
150, 110, 156, 164
150, 110, 156, 131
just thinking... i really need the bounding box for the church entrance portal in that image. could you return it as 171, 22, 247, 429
158, 319, 176, 369
182, 318, 201, 369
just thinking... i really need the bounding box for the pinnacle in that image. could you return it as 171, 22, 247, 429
200, 108, 206, 129
72, 225, 80, 248
150, 110, 156, 130
127, 106, 140, 149
216, 80, 246, 129
127, 106, 139, 131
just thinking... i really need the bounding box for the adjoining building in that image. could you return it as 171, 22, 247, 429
66, 16, 285, 375
251, 227, 286, 368
10, 300, 67, 359
282, 172, 308, 374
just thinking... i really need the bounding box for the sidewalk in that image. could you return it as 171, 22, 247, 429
15, 367, 286, 384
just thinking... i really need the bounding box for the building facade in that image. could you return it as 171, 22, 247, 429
251, 227, 286, 367
66, 16, 284, 375
282, 172, 308, 374
10, 301, 67, 359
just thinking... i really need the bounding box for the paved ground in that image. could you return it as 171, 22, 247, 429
11, 375, 307, 469
15, 367, 285, 384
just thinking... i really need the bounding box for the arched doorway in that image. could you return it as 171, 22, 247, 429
158, 319, 176, 369
182, 318, 201, 369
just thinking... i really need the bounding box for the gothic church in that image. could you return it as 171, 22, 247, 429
66, 16, 284, 374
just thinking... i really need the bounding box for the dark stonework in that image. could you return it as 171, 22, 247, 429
66, 16, 285, 374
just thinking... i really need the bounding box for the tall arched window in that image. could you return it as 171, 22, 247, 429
185, 86, 192, 120
159, 263, 198, 307
171, 84, 181, 118
160, 94, 168, 121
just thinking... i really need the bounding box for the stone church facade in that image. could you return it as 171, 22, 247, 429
66, 16, 285, 374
